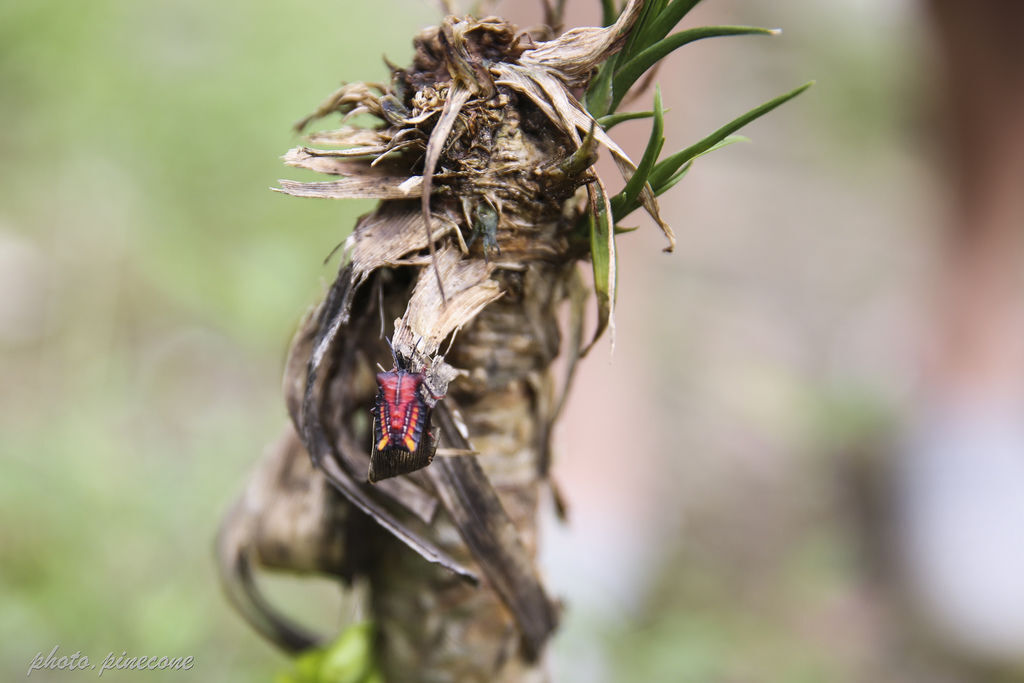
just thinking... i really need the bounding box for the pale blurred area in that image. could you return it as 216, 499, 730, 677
3, 0, 1024, 681
545, 0, 1024, 681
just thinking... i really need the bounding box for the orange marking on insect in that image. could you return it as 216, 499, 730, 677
403, 435, 417, 451
377, 435, 390, 450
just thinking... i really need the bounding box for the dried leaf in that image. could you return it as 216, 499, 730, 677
582, 178, 616, 355
216, 430, 338, 654
491, 62, 675, 251
294, 82, 385, 132
305, 127, 391, 147
429, 401, 560, 661
300, 266, 478, 583
491, 63, 563, 126
280, 299, 434, 526
334, 427, 438, 525
217, 516, 323, 653
392, 246, 503, 358
345, 203, 458, 287
291, 144, 390, 160
275, 176, 423, 201
518, 0, 645, 87
421, 85, 472, 303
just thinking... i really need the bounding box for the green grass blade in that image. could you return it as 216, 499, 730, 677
652, 135, 747, 199
654, 161, 692, 196
646, 0, 703, 44
611, 26, 779, 111
597, 109, 656, 130
620, 0, 669, 64
649, 81, 812, 191
617, 87, 665, 211
585, 59, 616, 118
601, 0, 618, 26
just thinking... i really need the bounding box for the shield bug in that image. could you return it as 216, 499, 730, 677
369, 340, 440, 483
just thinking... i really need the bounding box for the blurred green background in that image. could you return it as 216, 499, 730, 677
0, 1, 435, 680
1, 0, 941, 681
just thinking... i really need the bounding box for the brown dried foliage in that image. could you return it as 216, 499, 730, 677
218, 3, 667, 680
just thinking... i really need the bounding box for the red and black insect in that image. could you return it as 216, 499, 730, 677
369, 341, 439, 483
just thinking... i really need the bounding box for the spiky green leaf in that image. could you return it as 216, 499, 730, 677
648, 81, 812, 191
643, 0, 703, 45
597, 109, 657, 130
585, 60, 616, 118
616, 87, 665, 212
653, 160, 692, 197
620, 0, 670, 64
600, 0, 618, 27
611, 26, 779, 112
652, 135, 747, 195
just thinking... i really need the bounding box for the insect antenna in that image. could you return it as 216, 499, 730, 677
384, 335, 401, 369
441, 328, 459, 358
376, 276, 386, 340
320, 239, 345, 266
410, 335, 428, 369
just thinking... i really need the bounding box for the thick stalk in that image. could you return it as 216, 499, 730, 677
370, 275, 565, 681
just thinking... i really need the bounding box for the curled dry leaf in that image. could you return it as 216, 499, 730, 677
344, 202, 459, 287
518, 0, 645, 86
228, 4, 691, 678
392, 245, 503, 357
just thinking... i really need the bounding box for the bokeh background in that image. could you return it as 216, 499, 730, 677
3, 0, 1019, 681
